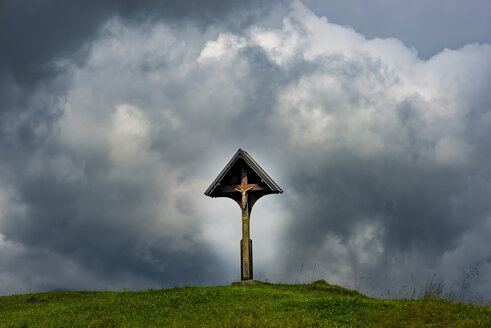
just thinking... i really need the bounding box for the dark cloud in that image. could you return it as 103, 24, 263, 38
0, 0, 282, 155
0, 0, 279, 83
0, 1, 490, 302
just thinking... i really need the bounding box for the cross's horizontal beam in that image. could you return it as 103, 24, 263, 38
221, 184, 264, 193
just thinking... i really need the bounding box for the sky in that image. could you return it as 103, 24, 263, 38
1, 0, 490, 300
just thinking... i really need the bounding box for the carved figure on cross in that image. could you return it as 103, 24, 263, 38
235, 185, 254, 211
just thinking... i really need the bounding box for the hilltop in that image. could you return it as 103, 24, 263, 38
0, 280, 489, 327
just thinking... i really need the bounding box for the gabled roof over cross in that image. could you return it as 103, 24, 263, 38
204, 149, 283, 199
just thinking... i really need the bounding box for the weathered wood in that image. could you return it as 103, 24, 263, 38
238, 166, 252, 279
204, 149, 282, 281
240, 239, 253, 280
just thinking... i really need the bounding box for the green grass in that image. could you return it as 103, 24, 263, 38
0, 280, 489, 327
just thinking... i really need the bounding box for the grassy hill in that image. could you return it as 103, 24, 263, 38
0, 280, 489, 327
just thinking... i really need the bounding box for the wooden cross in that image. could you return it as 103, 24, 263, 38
204, 149, 282, 281
230, 167, 256, 280
220, 166, 261, 279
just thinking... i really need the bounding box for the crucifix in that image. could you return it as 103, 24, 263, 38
205, 149, 282, 280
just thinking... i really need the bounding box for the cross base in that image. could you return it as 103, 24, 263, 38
240, 239, 253, 280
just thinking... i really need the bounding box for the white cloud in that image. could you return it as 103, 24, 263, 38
108, 104, 150, 163
198, 33, 247, 62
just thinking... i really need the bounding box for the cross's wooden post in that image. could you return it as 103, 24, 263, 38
204, 149, 282, 281
239, 166, 253, 280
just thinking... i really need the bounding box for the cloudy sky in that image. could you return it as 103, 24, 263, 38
1, 0, 491, 300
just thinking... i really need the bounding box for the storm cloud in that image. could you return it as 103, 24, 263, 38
0, 0, 490, 300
